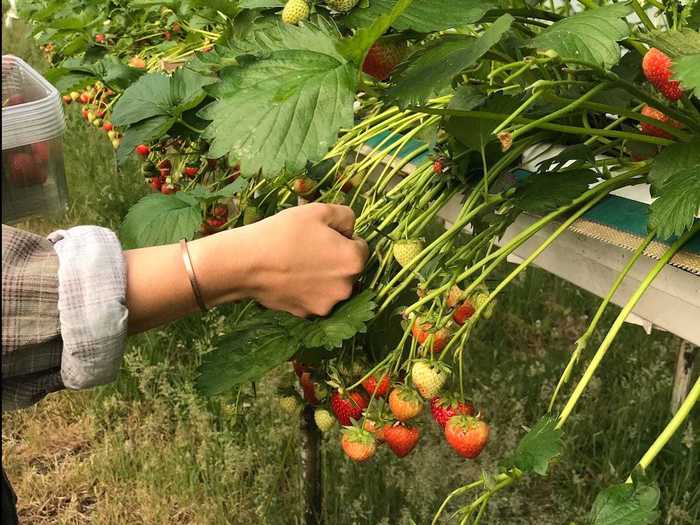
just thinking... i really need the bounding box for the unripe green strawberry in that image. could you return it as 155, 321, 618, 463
411, 360, 450, 399
325, 0, 359, 12
314, 408, 336, 432
392, 239, 424, 268
279, 395, 302, 414
471, 289, 495, 319
281, 0, 309, 25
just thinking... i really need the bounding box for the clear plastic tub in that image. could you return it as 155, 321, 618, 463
2, 55, 67, 223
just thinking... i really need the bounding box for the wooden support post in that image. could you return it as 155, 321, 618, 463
671, 340, 696, 415
299, 404, 323, 525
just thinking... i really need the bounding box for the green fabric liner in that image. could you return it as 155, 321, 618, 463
363, 131, 700, 255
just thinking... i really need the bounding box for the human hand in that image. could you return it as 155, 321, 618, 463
237, 203, 369, 317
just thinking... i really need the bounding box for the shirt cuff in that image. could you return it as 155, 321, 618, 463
48, 226, 128, 390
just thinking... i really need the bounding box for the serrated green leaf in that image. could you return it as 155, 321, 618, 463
112, 68, 216, 127
343, 0, 493, 33
387, 14, 513, 106
444, 94, 521, 150
590, 480, 661, 525
529, 5, 632, 68
447, 85, 487, 112
513, 169, 600, 214
120, 192, 202, 248
641, 29, 700, 57
116, 115, 176, 165
509, 417, 562, 476
649, 140, 700, 192
300, 290, 377, 349
649, 168, 700, 240
672, 54, 700, 98
200, 23, 356, 177
196, 312, 304, 396
336, 0, 414, 65
112, 73, 172, 126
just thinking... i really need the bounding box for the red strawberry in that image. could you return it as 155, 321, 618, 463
341, 427, 376, 463
8, 152, 46, 187
161, 183, 177, 195
213, 205, 229, 219
412, 318, 450, 353
362, 41, 406, 81
432, 157, 444, 174
292, 360, 308, 378
388, 386, 423, 422
639, 105, 681, 139
330, 391, 368, 426
444, 416, 489, 459
31, 141, 50, 164
164, 31, 172, 41
62, 95, 72, 104
642, 48, 683, 102
362, 373, 391, 398
383, 424, 420, 458
79, 92, 90, 104
95, 34, 106, 43
292, 177, 315, 196
430, 396, 475, 429
150, 176, 164, 191
299, 372, 319, 405
135, 144, 150, 157
206, 217, 225, 229
184, 165, 199, 178
102, 121, 113, 132
452, 300, 476, 326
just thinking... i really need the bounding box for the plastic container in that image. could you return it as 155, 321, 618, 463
2, 55, 67, 223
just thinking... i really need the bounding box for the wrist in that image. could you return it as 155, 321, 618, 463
186, 227, 259, 308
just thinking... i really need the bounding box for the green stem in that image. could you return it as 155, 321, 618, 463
556, 223, 700, 429
633, 376, 700, 476
509, 83, 609, 141
548, 229, 657, 412
630, 0, 656, 31
410, 107, 674, 146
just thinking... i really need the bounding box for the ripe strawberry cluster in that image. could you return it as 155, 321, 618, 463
284, 353, 490, 464
638, 48, 685, 140
62, 82, 122, 149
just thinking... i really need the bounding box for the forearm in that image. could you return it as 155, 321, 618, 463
124, 228, 256, 334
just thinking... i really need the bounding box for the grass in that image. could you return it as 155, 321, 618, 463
2, 15, 699, 525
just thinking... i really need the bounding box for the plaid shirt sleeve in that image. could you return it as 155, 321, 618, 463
2, 225, 128, 410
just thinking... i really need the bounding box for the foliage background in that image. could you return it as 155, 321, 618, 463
2, 10, 699, 525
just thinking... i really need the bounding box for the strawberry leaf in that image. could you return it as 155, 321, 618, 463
529, 4, 632, 68
648, 140, 700, 192
120, 192, 202, 248
342, 0, 493, 33
387, 14, 514, 106
672, 53, 700, 98
112, 68, 216, 127
300, 290, 377, 349
116, 115, 176, 165
336, 0, 415, 65
513, 169, 600, 215
200, 22, 356, 177
641, 29, 700, 57
648, 167, 700, 240
507, 416, 562, 476
196, 292, 377, 395
590, 479, 660, 525
196, 312, 305, 396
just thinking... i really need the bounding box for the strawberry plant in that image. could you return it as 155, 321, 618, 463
23, 0, 700, 522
